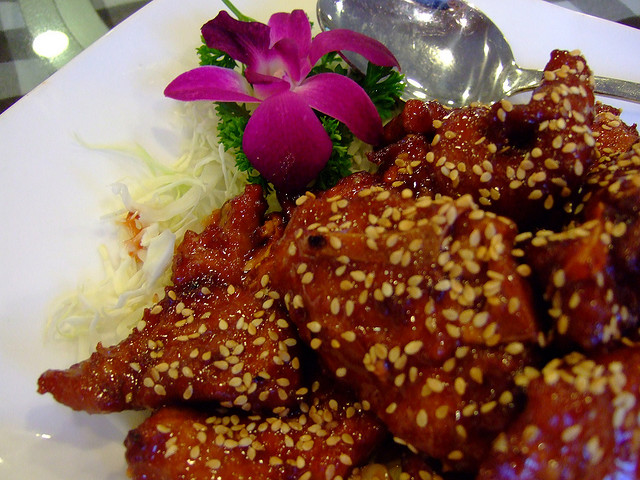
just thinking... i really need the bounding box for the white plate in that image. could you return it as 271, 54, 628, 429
0, 0, 639, 478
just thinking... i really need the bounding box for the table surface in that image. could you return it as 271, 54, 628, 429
1, 0, 639, 115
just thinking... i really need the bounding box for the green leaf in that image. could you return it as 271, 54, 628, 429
215, 102, 249, 149
215, 102, 271, 193
197, 37, 237, 68
313, 116, 354, 190
308, 52, 349, 77
356, 63, 405, 120
233, 150, 271, 192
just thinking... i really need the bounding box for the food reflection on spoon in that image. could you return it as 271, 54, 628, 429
316, 0, 640, 106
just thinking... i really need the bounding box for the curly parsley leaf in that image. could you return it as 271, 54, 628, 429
314, 116, 355, 191
311, 54, 404, 121
215, 102, 271, 192
215, 102, 249, 149
308, 52, 349, 77
197, 37, 237, 68
356, 63, 405, 120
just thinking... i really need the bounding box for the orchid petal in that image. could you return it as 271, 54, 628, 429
268, 10, 312, 55
164, 66, 259, 103
243, 91, 333, 192
309, 29, 400, 69
245, 38, 307, 85
296, 73, 383, 145
201, 11, 270, 65
251, 77, 291, 100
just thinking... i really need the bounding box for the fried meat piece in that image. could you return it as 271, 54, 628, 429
524, 143, 640, 350
593, 103, 640, 158
124, 383, 386, 480
371, 50, 596, 230
351, 455, 445, 480
267, 172, 540, 471
477, 347, 640, 480
172, 184, 284, 287
39, 186, 303, 413
380, 99, 450, 145
38, 283, 303, 413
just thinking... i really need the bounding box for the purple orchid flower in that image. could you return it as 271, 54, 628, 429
164, 9, 399, 192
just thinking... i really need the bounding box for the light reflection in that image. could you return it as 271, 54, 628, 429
413, 8, 435, 23
461, 86, 471, 104
32, 30, 69, 59
407, 78, 423, 88
436, 48, 454, 67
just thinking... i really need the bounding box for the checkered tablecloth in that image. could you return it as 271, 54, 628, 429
0, 0, 639, 115
0, 0, 150, 113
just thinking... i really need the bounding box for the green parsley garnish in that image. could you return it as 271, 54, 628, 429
214, 102, 271, 192
197, 37, 237, 68
314, 116, 355, 191
308, 51, 349, 77
356, 63, 405, 120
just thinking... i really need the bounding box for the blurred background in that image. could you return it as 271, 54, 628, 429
0, 0, 638, 115
0, 0, 150, 113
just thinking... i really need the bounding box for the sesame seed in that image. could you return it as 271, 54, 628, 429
330, 298, 341, 315
446, 324, 461, 338
454, 377, 467, 395
480, 400, 497, 414
470, 367, 484, 384
562, 424, 582, 443
553, 269, 566, 288
435, 405, 449, 419
480, 172, 493, 183
426, 377, 445, 393
404, 340, 424, 355
381, 282, 394, 298
505, 342, 524, 355
586, 436, 604, 464
448, 450, 464, 461
306, 321, 322, 333
416, 409, 428, 427
398, 220, 415, 231
329, 236, 342, 250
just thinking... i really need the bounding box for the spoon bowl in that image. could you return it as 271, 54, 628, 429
316, 0, 640, 107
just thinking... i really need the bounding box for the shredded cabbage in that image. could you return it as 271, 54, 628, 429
48, 101, 376, 357
48, 102, 249, 355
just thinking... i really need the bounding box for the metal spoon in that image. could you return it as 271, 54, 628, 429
316, 0, 640, 107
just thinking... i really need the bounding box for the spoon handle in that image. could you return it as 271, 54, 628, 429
593, 76, 640, 104
511, 68, 640, 104
510, 68, 543, 95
